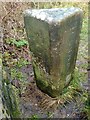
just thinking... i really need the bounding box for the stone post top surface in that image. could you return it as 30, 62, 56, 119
24, 7, 83, 24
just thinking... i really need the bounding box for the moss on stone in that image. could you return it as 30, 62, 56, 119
33, 61, 62, 97
2, 69, 21, 118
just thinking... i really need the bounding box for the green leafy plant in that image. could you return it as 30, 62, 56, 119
30, 114, 39, 120
16, 58, 30, 68
11, 68, 23, 80
5, 38, 28, 47
12, 39, 28, 47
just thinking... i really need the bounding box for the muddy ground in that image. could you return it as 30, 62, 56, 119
16, 63, 88, 119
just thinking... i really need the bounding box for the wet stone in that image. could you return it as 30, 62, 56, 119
24, 8, 83, 97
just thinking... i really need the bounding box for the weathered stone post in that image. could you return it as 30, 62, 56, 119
24, 8, 83, 97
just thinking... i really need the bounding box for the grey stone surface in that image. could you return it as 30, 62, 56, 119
24, 8, 83, 97
0, 27, 6, 119
24, 8, 82, 24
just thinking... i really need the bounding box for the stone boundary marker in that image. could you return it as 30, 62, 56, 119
0, 27, 21, 118
24, 8, 83, 97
